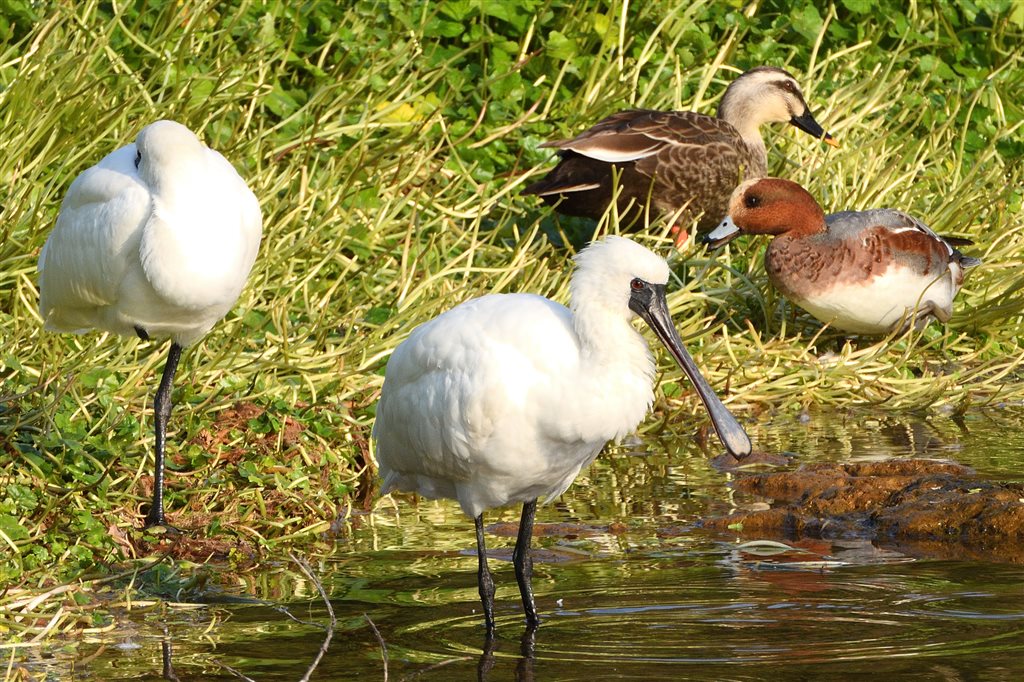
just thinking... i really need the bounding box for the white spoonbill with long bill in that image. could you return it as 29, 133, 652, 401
373, 236, 750, 633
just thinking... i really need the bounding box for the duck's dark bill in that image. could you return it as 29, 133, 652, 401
790, 110, 838, 147
630, 284, 752, 459
702, 216, 742, 249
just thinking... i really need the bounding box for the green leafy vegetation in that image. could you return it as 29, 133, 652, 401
0, 0, 1021, 649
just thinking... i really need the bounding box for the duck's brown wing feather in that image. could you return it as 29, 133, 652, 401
521, 151, 656, 222
525, 110, 755, 227
540, 110, 745, 162
640, 139, 754, 230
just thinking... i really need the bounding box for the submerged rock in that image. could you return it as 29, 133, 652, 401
703, 460, 1024, 563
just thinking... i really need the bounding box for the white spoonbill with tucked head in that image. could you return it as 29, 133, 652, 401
38, 119, 262, 529
373, 236, 750, 633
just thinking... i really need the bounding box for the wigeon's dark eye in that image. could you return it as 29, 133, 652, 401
630, 278, 645, 291
134, 150, 141, 168
744, 194, 762, 209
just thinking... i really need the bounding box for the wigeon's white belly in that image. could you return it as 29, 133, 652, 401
786, 266, 956, 335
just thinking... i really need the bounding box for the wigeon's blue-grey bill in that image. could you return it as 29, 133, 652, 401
703, 216, 743, 248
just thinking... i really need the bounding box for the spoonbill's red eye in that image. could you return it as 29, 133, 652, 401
630, 278, 645, 290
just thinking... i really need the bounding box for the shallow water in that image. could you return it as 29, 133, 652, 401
40, 407, 1024, 680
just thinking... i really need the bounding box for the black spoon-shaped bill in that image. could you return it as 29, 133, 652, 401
629, 281, 752, 458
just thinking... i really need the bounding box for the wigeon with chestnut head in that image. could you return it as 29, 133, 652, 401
704, 178, 982, 335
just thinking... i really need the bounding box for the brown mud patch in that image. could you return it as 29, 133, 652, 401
186, 401, 306, 466
711, 449, 794, 469
106, 519, 260, 564
702, 459, 1024, 563
136, 534, 261, 564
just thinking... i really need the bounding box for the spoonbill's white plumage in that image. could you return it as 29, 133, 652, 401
38, 119, 262, 528
373, 236, 750, 633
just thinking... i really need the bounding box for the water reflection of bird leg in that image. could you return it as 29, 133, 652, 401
477, 631, 498, 681
476, 626, 538, 682
160, 626, 180, 682
515, 626, 537, 682
475, 514, 497, 634
513, 499, 539, 628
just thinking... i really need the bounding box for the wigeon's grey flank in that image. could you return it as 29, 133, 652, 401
523, 67, 837, 243
705, 178, 982, 335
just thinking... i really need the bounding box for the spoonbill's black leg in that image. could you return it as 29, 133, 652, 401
475, 513, 497, 635
144, 342, 183, 529
513, 498, 539, 629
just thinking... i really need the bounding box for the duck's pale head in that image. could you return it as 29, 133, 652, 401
704, 178, 828, 247
718, 67, 837, 147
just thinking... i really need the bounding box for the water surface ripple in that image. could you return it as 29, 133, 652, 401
68, 408, 1024, 680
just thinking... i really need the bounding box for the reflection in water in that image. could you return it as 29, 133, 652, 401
160, 633, 179, 682
478, 627, 536, 682
37, 407, 1024, 679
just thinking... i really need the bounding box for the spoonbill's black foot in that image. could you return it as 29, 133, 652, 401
516, 626, 537, 679
142, 511, 183, 535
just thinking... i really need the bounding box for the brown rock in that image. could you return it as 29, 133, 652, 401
703, 459, 1024, 563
